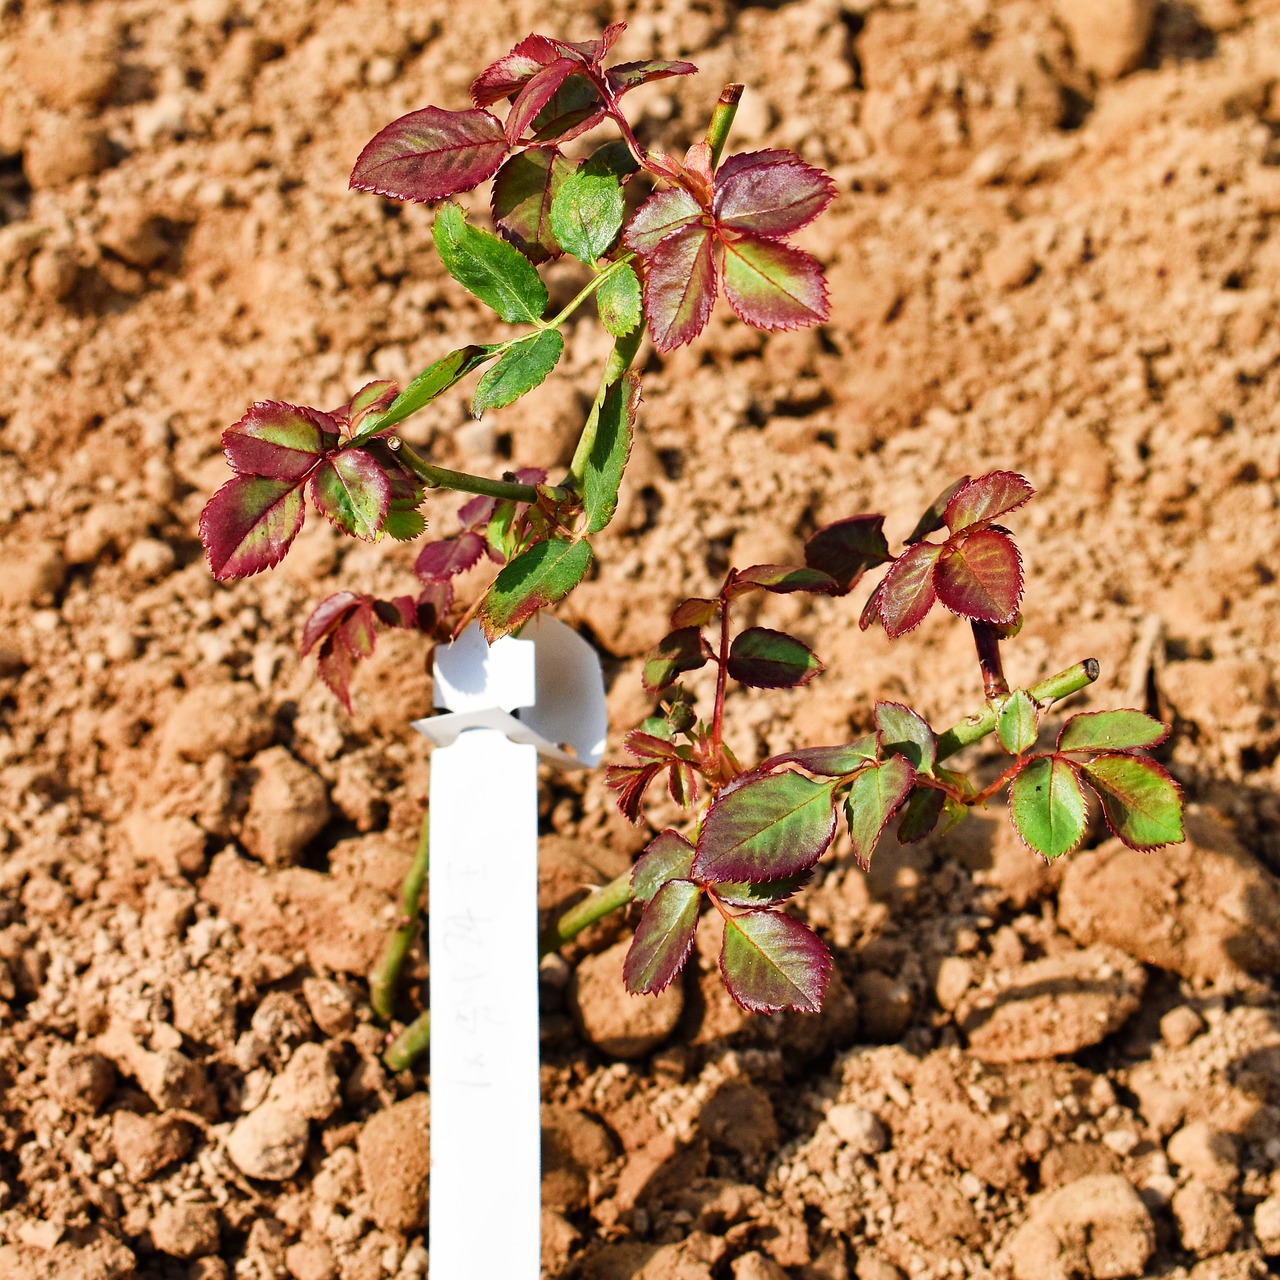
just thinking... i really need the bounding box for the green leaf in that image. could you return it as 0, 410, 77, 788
1009, 755, 1088, 860
996, 689, 1040, 756
583, 371, 639, 534
720, 910, 831, 1014
1081, 754, 1184, 850
727, 627, 823, 689
309, 449, 392, 540
729, 564, 839, 596
479, 537, 592, 641
843, 756, 915, 870
471, 329, 564, 417
596, 262, 643, 337
874, 702, 936, 774
643, 627, 709, 693
714, 870, 812, 908
631, 830, 696, 904
485, 499, 520, 561
693, 772, 839, 883
369, 345, 493, 435
432, 202, 548, 324
549, 167, 625, 264
1058, 709, 1169, 754
623, 879, 701, 996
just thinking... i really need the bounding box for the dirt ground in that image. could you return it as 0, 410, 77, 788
4, 0, 1280, 1276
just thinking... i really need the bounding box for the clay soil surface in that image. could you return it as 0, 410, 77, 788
5, 0, 1280, 1277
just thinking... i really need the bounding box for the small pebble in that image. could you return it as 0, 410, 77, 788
826, 1103, 889, 1154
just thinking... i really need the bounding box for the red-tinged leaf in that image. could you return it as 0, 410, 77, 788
309, 449, 392, 540
944, 470, 1035, 532
1081, 754, 1185, 850
804, 515, 891, 593
414, 531, 486, 583
416, 579, 454, 634
729, 564, 839, 595
907, 477, 968, 544
670, 597, 720, 628
934, 527, 1023, 624
350, 106, 508, 203
667, 759, 698, 810
491, 148, 573, 263
504, 56, 579, 143
683, 141, 714, 188
458, 493, 498, 528
771, 735, 881, 777
606, 761, 664, 824
875, 542, 943, 637
721, 233, 828, 332
727, 627, 823, 689
632, 830, 695, 903
299, 591, 369, 657
713, 149, 836, 238
223, 401, 333, 480
316, 635, 358, 712
552, 21, 627, 63
693, 771, 839, 883
1058, 709, 1170, 754
874, 702, 937, 774
201, 475, 306, 580
1010, 754, 1088, 861
372, 595, 419, 629
644, 222, 717, 352
714, 869, 814, 908
479, 537, 593, 641
528, 75, 607, 144
643, 627, 710, 693
642, 149, 688, 186
622, 730, 683, 762
720, 910, 831, 1014
624, 187, 703, 256
471, 34, 562, 106
606, 59, 697, 94
896, 786, 945, 844
339, 381, 399, 436
624, 880, 702, 996
843, 756, 916, 870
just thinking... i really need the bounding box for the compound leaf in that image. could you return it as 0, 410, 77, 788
1058, 709, 1169, 754
623, 879, 702, 996
643, 627, 710, 693
631, 830, 696, 904
996, 689, 1040, 756
722, 234, 829, 332
875, 541, 943, 637
713, 149, 836, 238
727, 627, 823, 689
596, 262, 642, 336
720, 910, 831, 1014
874, 702, 937, 774
693, 771, 839, 883
471, 329, 564, 416
201, 475, 306, 580
309, 449, 392, 540
844, 755, 916, 870
934, 527, 1023, 624
350, 106, 508, 203
491, 148, 574, 263
804, 514, 891, 593
433, 202, 548, 324
944, 470, 1034, 532
583, 371, 640, 534
1010, 755, 1088, 861
550, 167, 625, 263
223, 401, 332, 479
1081, 754, 1184, 850
479, 537, 592, 641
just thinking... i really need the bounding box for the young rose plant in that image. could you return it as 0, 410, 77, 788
196, 25, 1185, 1057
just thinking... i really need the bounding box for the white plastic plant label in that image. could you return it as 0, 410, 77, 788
413, 616, 606, 1279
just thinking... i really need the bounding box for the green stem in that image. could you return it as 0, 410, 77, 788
706, 84, 744, 170
384, 1010, 430, 1073
545, 256, 633, 331
935, 658, 1099, 762
388, 438, 572, 505
370, 808, 431, 1022
538, 870, 634, 958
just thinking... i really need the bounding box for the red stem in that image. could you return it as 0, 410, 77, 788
972, 622, 1010, 700
709, 586, 733, 759
970, 755, 1039, 806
